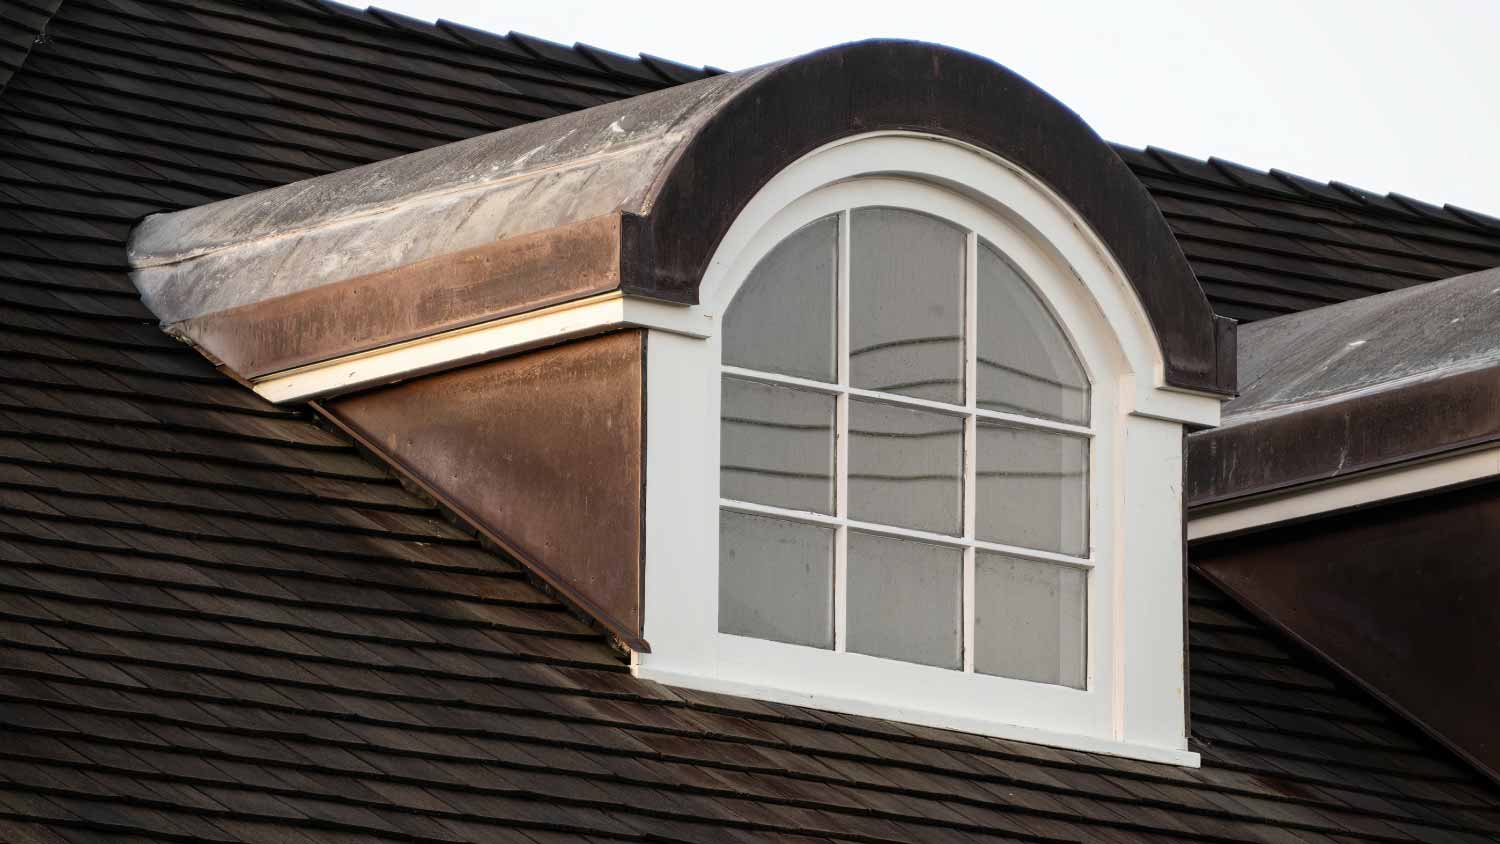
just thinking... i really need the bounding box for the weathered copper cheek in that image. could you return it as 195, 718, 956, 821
320, 330, 648, 652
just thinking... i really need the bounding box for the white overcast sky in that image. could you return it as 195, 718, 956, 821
372, 0, 1500, 215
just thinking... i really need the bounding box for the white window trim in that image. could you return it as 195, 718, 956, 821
638, 133, 1217, 767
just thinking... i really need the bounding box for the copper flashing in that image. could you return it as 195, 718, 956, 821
319, 331, 649, 649
128, 40, 1231, 396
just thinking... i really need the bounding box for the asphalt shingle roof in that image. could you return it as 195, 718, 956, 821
1113, 145, 1500, 323
2, 1, 1499, 841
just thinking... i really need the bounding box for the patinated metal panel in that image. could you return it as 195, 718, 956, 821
1187, 366, 1500, 506
322, 330, 647, 646
1194, 483, 1500, 785
179, 214, 631, 379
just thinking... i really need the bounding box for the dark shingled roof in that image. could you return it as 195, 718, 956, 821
1112, 145, 1500, 324
2, 1, 1499, 841
0, 0, 62, 95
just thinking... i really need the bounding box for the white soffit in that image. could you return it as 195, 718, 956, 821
253, 293, 710, 404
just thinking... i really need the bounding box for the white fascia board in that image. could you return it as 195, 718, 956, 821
635, 665, 1200, 768
1187, 444, 1500, 541
253, 292, 713, 403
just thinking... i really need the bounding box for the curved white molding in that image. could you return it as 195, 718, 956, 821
696, 133, 1220, 427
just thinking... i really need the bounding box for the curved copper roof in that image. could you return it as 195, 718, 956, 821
129, 39, 1234, 395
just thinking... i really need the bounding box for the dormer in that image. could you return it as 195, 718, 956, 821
128, 40, 1234, 766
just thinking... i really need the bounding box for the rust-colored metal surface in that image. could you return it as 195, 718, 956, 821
322, 330, 647, 647
131, 40, 1232, 397
1193, 482, 1500, 785
178, 214, 632, 379
1187, 365, 1500, 507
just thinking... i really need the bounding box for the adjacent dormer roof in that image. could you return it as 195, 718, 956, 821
1189, 265, 1500, 505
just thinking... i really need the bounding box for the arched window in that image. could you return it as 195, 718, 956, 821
719, 197, 1094, 688
637, 134, 1215, 766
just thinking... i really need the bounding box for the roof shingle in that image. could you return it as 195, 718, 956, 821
1, 1, 1498, 841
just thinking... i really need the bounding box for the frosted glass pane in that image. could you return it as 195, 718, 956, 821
976, 240, 1089, 423
848, 399, 963, 535
850, 207, 965, 403
975, 554, 1086, 688
718, 510, 834, 648
976, 423, 1088, 555
723, 215, 838, 382
720, 377, 835, 514
846, 532, 962, 669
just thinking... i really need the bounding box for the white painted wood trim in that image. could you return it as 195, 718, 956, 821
693, 132, 1222, 428
636, 665, 1200, 768
720, 365, 1094, 436
253, 292, 712, 403
719, 498, 1095, 568
1187, 444, 1500, 541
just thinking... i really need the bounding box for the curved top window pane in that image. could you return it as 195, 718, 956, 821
976, 240, 1089, 424
723, 215, 838, 382
850, 207, 965, 404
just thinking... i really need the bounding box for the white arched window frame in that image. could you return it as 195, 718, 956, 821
638, 134, 1216, 766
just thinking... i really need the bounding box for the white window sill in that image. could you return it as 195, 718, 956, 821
636, 662, 1200, 768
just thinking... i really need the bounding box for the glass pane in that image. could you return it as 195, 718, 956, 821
848, 399, 963, 535
977, 240, 1089, 424
721, 377, 835, 514
718, 510, 834, 648
976, 423, 1088, 555
723, 215, 838, 382
850, 207, 965, 403
975, 554, 1086, 688
846, 532, 962, 669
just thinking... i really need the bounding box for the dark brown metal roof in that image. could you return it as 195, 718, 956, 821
127, 39, 1234, 396
1187, 265, 1500, 506
3, 0, 1500, 840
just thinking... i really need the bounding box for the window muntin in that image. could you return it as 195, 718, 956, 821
976, 240, 1089, 424
722, 214, 839, 382
849, 208, 966, 403
718, 202, 1093, 689
849, 398, 964, 535
974, 553, 1086, 688
718, 510, 834, 648
720, 377, 835, 514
